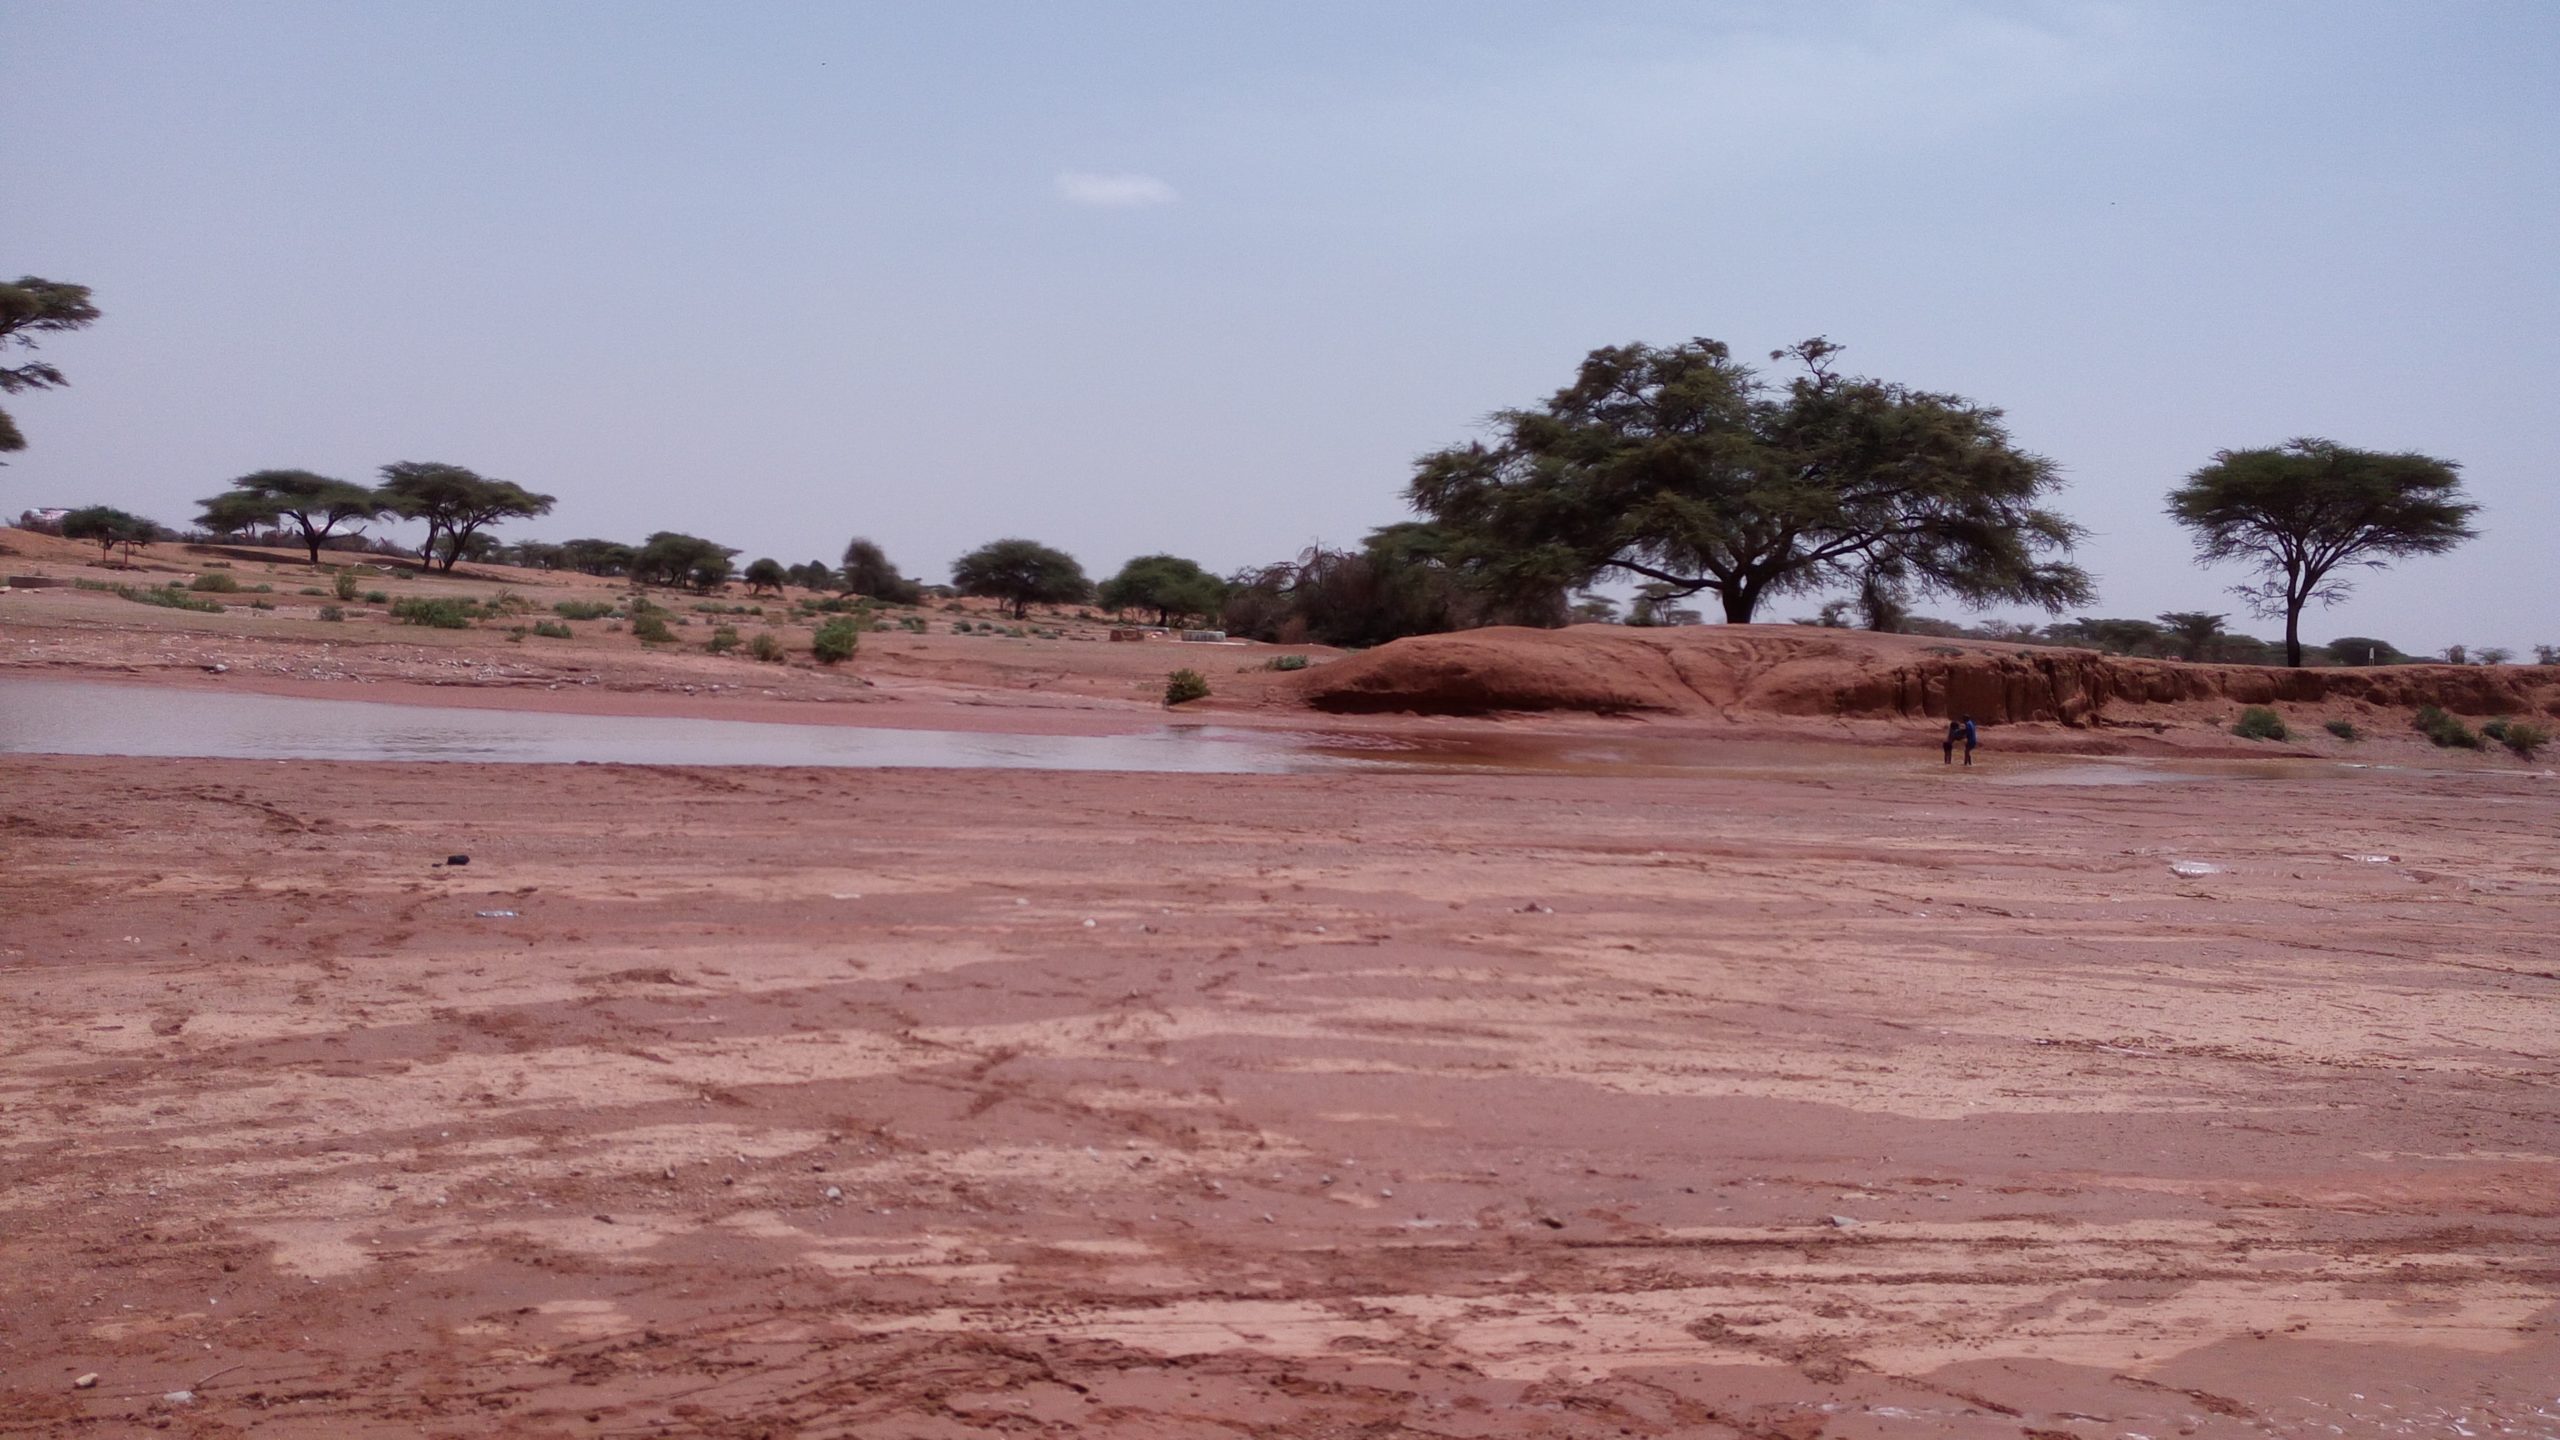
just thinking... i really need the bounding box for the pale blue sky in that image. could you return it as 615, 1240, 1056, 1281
5, 2, 2553, 650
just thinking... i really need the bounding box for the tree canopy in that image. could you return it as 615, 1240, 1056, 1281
840, 537, 921, 603
59, 504, 160, 563
1408, 337, 2092, 624
951, 538, 1089, 619
2167, 437, 2477, 667
634, 531, 737, 590
1099, 554, 1226, 628
377, 461, 555, 573
0, 276, 100, 458
742, 557, 787, 595
197, 470, 388, 564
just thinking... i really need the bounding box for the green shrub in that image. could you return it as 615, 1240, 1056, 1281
297, 586, 326, 596
2499, 721, 2548, 759
898, 615, 928, 633
2481, 718, 2509, 741
1165, 668, 1210, 705
1266, 654, 1310, 672
2232, 706, 2288, 741
812, 616, 861, 664
553, 600, 615, 621
532, 619, 573, 639
390, 596, 478, 629
363, 590, 389, 604
248, 583, 273, 593
2414, 705, 2482, 749
121, 584, 223, 613
333, 569, 360, 601
631, 612, 676, 644
318, 604, 346, 622
749, 631, 785, 662
248, 597, 274, 610
2324, 718, 2359, 741
189, 572, 241, 593
706, 625, 742, 654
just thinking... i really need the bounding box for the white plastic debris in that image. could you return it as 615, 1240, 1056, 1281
2167, 861, 2225, 878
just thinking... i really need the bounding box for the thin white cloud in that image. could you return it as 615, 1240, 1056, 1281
1055, 171, 1178, 208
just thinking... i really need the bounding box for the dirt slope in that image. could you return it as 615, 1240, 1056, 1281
1294, 624, 2560, 725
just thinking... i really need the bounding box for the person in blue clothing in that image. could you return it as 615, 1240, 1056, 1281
1942, 714, 1979, 765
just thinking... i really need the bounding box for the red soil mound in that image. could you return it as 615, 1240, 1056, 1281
1294, 624, 2560, 726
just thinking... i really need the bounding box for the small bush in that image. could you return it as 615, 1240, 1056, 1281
1165, 668, 1210, 705
631, 612, 676, 644
248, 597, 274, 610
706, 625, 742, 654
318, 604, 346, 622
2232, 706, 2288, 741
553, 600, 615, 621
2481, 718, 2509, 741
363, 590, 389, 604
898, 615, 928, 633
812, 616, 861, 664
2324, 718, 2359, 741
2414, 705, 2482, 749
333, 569, 360, 601
297, 586, 325, 596
532, 619, 573, 639
2499, 721, 2547, 759
390, 596, 477, 629
1266, 654, 1310, 672
749, 631, 785, 662
189, 572, 241, 593
121, 584, 223, 613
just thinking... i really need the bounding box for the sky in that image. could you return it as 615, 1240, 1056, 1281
4, 1, 2554, 653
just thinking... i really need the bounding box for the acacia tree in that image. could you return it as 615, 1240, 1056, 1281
2155, 611, 2229, 662
634, 531, 737, 590
0, 276, 100, 458
742, 558, 787, 595
197, 470, 388, 564
2167, 438, 2477, 667
1409, 338, 2092, 625
839, 537, 921, 603
378, 461, 555, 573
1099, 554, 1226, 627
59, 505, 160, 564
951, 538, 1089, 619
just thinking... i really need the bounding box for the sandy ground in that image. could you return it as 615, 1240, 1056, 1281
3, 748, 2555, 1438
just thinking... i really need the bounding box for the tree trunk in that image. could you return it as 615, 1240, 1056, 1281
2284, 600, 2304, 667
1719, 585, 1758, 624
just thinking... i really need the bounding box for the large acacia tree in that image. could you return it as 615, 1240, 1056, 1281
0, 276, 100, 458
197, 470, 388, 564
378, 461, 555, 573
1408, 338, 2092, 624
1099, 554, 1226, 627
951, 538, 1089, 619
2167, 438, 2476, 667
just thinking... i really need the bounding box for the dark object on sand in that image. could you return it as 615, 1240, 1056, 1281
443, 854, 469, 866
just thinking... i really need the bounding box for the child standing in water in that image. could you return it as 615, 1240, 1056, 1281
1943, 715, 1979, 765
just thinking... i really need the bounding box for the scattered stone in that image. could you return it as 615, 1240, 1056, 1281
72, 1373, 97, 1390
823, 1186, 843, 1201
443, 854, 470, 867
1828, 1214, 1861, 1229
473, 910, 518, 919
1519, 901, 1554, 914
162, 1390, 194, 1406
2168, 860, 2225, 877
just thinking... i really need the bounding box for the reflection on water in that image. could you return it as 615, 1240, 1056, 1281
1, 677, 2353, 783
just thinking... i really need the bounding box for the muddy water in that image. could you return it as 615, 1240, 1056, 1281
0, 678, 1345, 773
1, 676, 2346, 783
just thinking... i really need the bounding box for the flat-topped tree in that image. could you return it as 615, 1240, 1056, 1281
2169, 438, 2478, 667
1100, 554, 1226, 628
0, 276, 100, 459
59, 505, 160, 565
951, 538, 1089, 620
378, 462, 556, 573
743, 558, 787, 595
198, 470, 388, 565
634, 532, 737, 591
1409, 337, 2092, 625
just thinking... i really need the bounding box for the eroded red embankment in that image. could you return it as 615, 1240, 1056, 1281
1293, 625, 2560, 726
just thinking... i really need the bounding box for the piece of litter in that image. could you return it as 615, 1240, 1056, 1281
2340, 854, 2397, 864
474, 910, 518, 919
72, 1374, 97, 1390
2167, 861, 2224, 878
823, 1186, 843, 1201
828, 892, 862, 900
162, 1390, 194, 1406
1829, 1214, 1861, 1229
